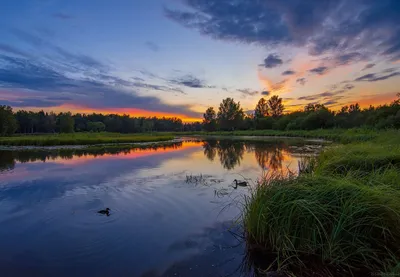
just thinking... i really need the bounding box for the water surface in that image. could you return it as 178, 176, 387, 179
0, 138, 322, 277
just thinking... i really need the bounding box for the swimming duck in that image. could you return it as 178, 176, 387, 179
232, 179, 248, 189
97, 208, 110, 216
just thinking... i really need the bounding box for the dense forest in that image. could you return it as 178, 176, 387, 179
0, 108, 201, 136
203, 93, 400, 131
0, 93, 399, 136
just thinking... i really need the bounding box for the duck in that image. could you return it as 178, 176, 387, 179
97, 208, 110, 216
232, 179, 248, 189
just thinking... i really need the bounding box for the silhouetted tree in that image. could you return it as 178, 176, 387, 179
254, 98, 269, 119
58, 112, 75, 133
203, 107, 217, 131
0, 105, 17, 136
268, 95, 284, 117
349, 103, 361, 113
217, 98, 244, 131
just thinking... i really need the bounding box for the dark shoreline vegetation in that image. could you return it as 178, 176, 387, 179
243, 131, 400, 276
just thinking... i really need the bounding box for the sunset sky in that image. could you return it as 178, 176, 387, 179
0, 0, 399, 121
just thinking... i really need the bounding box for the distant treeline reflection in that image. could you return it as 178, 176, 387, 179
0, 139, 312, 172
0, 142, 183, 172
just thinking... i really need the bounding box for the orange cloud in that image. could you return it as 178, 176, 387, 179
353, 93, 398, 108
257, 70, 289, 95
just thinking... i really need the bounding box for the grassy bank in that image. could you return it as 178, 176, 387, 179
0, 132, 175, 146
177, 128, 395, 144
243, 131, 400, 276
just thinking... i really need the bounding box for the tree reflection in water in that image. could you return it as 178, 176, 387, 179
252, 142, 286, 172
0, 151, 15, 172
203, 139, 218, 161
203, 140, 287, 172
0, 142, 184, 171
203, 140, 245, 170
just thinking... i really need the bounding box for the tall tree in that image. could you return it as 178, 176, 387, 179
58, 112, 75, 133
349, 103, 360, 113
254, 98, 269, 119
202, 107, 217, 131
268, 95, 284, 117
217, 98, 244, 131
0, 106, 17, 136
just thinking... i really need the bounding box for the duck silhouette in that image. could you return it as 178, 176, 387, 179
232, 179, 248, 189
97, 208, 110, 216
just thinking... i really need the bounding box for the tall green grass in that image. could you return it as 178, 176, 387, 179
316, 137, 400, 175
244, 175, 400, 276
243, 131, 400, 276
0, 132, 175, 146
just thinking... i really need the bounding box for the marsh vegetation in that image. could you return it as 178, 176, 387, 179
243, 131, 400, 276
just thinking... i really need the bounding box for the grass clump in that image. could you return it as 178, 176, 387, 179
244, 175, 400, 276
316, 140, 400, 175
243, 131, 400, 276
0, 132, 175, 146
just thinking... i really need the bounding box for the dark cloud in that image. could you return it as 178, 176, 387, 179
145, 41, 160, 52
334, 52, 365, 66
165, 1, 290, 46
382, 67, 398, 73
139, 70, 159, 79
309, 66, 329, 75
298, 83, 355, 101
0, 54, 199, 117
52, 13, 74, 20
296, 78, 306, 85
166, 0, 400, 62
261, 54, 283, 68
0, 98, 58, 108
323, 100, 338, 106
362, 63, 376, 71
52, 45, 109, 72
131, 77, 145, 82
46, 96, 72, 101
261, 90, 270, 96
343, 84, 355, 91
237, 89, 258, 97
282, 70, 296, 76
355, 72, 400, 82
170, 74, 213, 89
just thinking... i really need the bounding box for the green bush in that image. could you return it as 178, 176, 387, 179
244, 175, 400, 275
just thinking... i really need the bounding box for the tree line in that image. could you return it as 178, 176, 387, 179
1, 93, 399, 136
0, 108, 202, 136
202, 94, 400, 131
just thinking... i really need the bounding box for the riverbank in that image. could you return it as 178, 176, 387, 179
177, 128, 389, 144
243, 131, 400, 276
0, 133, 175, 146
1, 128, 395, 147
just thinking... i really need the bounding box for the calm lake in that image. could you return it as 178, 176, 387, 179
0, 137, 323, 277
